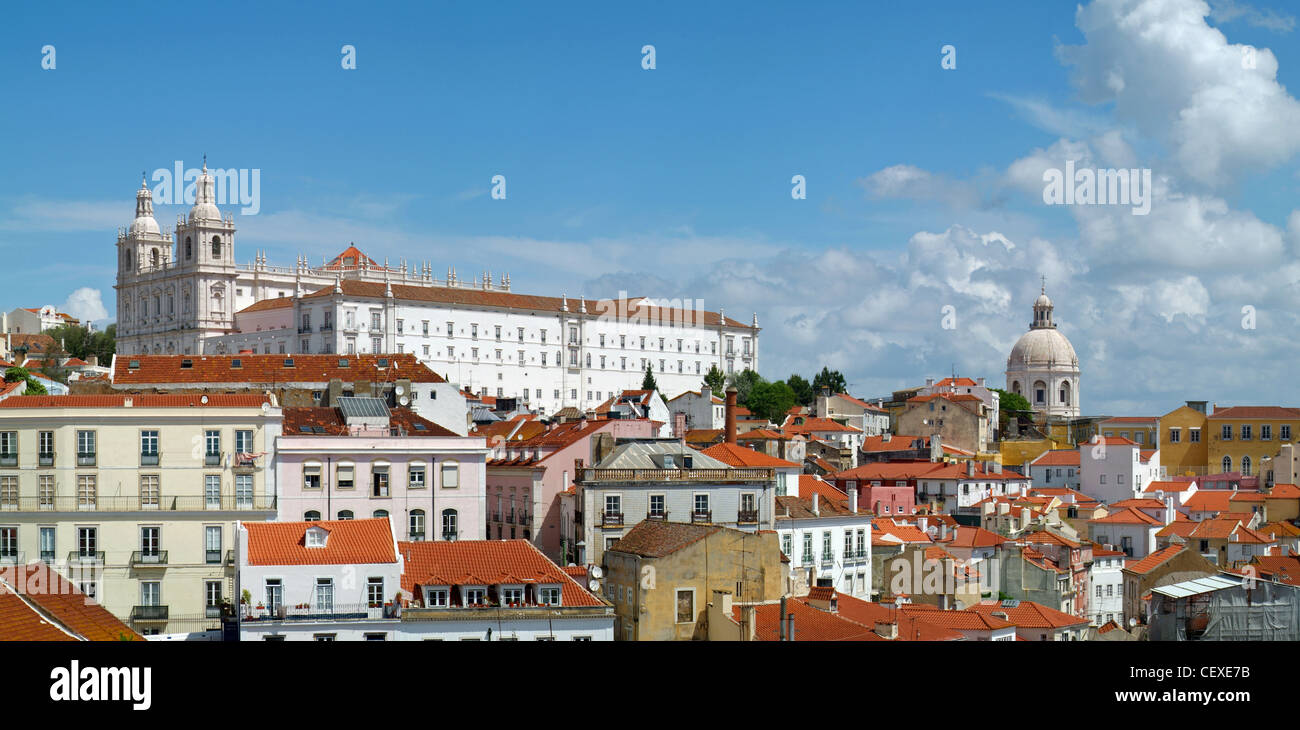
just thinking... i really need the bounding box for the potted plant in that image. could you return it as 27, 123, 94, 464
241, 589, 252, 617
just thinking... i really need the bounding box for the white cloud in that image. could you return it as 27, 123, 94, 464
1209, 0, 1296, 32
1057, 0, 1300, 186
61, 287, 108, 323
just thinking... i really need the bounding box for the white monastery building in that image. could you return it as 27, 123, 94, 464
114, 162, 758, 416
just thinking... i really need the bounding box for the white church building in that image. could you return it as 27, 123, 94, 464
114, 162, 759, 416
1005, 284, 1080, 419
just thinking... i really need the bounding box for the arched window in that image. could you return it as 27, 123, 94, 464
409, 509, 426, 541
211, 235, 222, 259
126, 249, 133, 269
304, 510, 321, 521
1222, 456, 1232, 473
185, 237, 192, 259
150, 249, 158, 267
337, 510, 354, 520
1011, 381, 1021, 395
1059, 381, 1071, 406
440, 460, 460, 489
1033, 380, 1047, 405
373, 509, 389, 519
442, 509, 458, 541
1241, 456, 1251, 476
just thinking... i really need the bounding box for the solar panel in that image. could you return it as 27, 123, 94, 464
413, 423, 427, 431
1001, 599, 1020, 608
231, 359, 242, 368
312, 426, 327, 434
299, 426, 312, 433
283, 358, 295, 368
338, 358, 349, 368
337, 396, 390, 420
377, 358, 389, 368
128, 360, 140, 369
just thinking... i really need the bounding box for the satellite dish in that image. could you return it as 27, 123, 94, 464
398, 396, 409, 406
395, 384, 406, 396
1128, 617, 1137, 627
589, 565, 604, 579
261, 402, 271, 413
588, 579, 601, 592
200, 395, 209, 404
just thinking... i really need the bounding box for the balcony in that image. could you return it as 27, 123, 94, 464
691, 510, 712, 524
821, 553, 835, 566
581, 467, 774, 484
242, 602, 398, 622
600, 511, 624, 527
140, 452, 160, 466
205, 549, 223, 565
68, 551, 104, 565
130, 550, 168, 567
0, 454, 16, 467
442, 530, 458, 541
507, 510, 516, 524
491, 511, 501, 522
2, 495, 276, 512
0, 551, 24, 564
76, 453, 96, 467
298, 325, 313, 334
738, 509, 759, 524
204, 452, 222, 467
319, 323, 334, 332
38, 452, 54, 467
130, 605, 169, 622
646, 511, 669, 522
226, 550, 235, 565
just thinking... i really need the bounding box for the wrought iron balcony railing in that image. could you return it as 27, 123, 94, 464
131, 605, 169, 622
130, 550, 168, 566
600, 510, 624, 527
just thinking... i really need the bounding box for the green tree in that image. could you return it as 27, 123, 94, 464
703, 364, 726, 394
747, 380, 797, 424
726, 369, 764, 406
641, 363, 658, 392
811, 367, 847, 396
787, 373, 814, 407
43, 323, 114, 364
992, 388, 1032, 434
4, 366, 47, 396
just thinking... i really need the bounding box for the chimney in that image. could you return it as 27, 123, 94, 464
925, 378, 934, 387
992, 611, 1009, 622
778, 596, 787, 641
741, 603, 756, 642
87, 354, 98, 367
992, 461, 1002, 474
998, 502, 1010, 515
982, 502, 994, 516
1164, 495, 1174, 526
940, 523, 950, 540
882, 432, 892, 443
812, 492, 820, 516
701, 385, 712, 403
874, 621, 898, 640
966, 460, 975, 477
672, 411, 687, 440
725, 387, 738, 444
977, 377, 985, 386
850, 488, 858, 515
1020, 507, 1030, 524
929, 435, 942, 463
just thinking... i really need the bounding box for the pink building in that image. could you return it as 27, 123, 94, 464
276, 399, 489, 542
485, 417, 656, 563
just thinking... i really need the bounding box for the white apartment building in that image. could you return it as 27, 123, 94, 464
1088, 547, 1126, 626
667, 386, 726, 431
1079, 436, 1164, 505
0, 393, 280, 636
775, 492, 873, 599
113, 163, 758, 415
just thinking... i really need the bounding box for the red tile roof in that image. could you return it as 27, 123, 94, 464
783, 416, 861, 434
861, 434, 925, 452
606, 521, 721, 558
112, 353, 447, 385
1209, 406, 1300, 420
1090, 507, 1162, 526
246, 518, 397, 566
1268, 484, 1300, 499
399, 539, 603, 607
798, 475, 850, 503
741, 599, 883, 641
1031, 450, 1081, 467
969, 600, 1089, 629
0, 393, 272, 409
236, 296, 295, 313
1124, 545, 1186, 575
1184, 490, 1234, 512
0, 564, 143, 641
702, 442, 800, 468
283, 406, 457, 437
948, 526, 1011, 549
1143, 480, 1194, 494
303, 279, 750, 327
1018, 530, 1082, 549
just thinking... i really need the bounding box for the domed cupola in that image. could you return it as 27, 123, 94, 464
1006, 278, 1081, 418
188, 158, 223, 223
128, 174, 162, 237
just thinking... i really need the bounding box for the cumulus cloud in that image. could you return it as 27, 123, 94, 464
1056, 0, 1300, 186
61, 287, 108, 323
859, 164, 982, 208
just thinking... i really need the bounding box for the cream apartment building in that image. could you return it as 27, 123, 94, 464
0, 394, 281, 636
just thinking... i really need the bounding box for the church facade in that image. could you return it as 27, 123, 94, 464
1005, 286, 1081, 419
113, 163, 759, 415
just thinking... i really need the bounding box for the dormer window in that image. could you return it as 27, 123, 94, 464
305, 526, 330, 548
538, 586, 561, 606
501, 587, 524, 606
424, 587, 449, 607
463, 587, 486, 606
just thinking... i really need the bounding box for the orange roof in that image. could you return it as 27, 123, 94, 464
1268, 484, 1300, 499
798, 475, 849, 503
245, 518, 397, 566
1090, 507, 1162, 526
322, 244, 390, 271
1143, 480, 1194, 494
1184, 490, 1234, 513
702, 442, 800, 468
861, 434, 924, 452
1031, 450, 1081, 467
1018, 530, 1082, 549
0, 393, 272, 409
302, 279, 749, 328
873, 519, 932, 544
1111, 498, 1168, 510
948, 526, 1011, 549
1209, 406, 1300, 420
1124, 545, 1185, 575
112, 353, 447, 386
0, 564, 143, 641
741, 599, 882, 641
1091, 436, 1139, 446
833, 461, 944, 482
932, 377, 978, 388
399, 540, 603, 607
236, 297, 295, 314
969, 600, 1089, 629
783, 416, 861, 434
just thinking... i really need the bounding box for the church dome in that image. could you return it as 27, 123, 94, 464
129, 215, 160, 236
1008, 327, 1078, 369
1034, 292, 1052, 308
129, 175, 161, 236
188, 160, 223, 223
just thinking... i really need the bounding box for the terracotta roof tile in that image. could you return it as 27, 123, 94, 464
702, 442, 800, 468
399, 539, 603, 607
968, 600, 1089, 629
606, 521, 721, 558
283, 406, 457, 437
246, 518, 397, 566
1124, 545, 1186, 575
112, 353, 446, 386
0, 393, 271, 409
0, 564, 142, 641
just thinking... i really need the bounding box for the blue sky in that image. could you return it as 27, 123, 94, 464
3, 0, 1300, 414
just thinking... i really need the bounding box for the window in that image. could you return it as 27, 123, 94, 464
440, 461, 459, 489
337, 510, 354, 520
77, 527, 97, 558
502, 587, 524, 605
856, 529, 865, 557
1283, 425, 1292, 441
426, 588, 449, 607
140, 580, 161, 608
140, 526, 161, 559
802, 533, 813, 563
1222, 425, 1233, 440
372, 465, 390, 497
1242, 456, 1252, 476
1169, 428, 1181, 443
410, 509, 426, 540
235, 430, 253, 456
408, 464, 426, 489
315, 578, 334, 612
38, 431, 53, 464
367, 577, 384, 608
204, 430, 221, 465
1222, 456, 1232, 473
372, 337, 382, 354
303, 463, 322, 490
1262, 425, 1272, 440
236, 474, 253, 509
77, 430, 96, 465
693, 493, 709, 516
304, 510, 321, 521
371, 312, 382, 330
136, 430, 160, 465
39, 527, 54, 562
649, 494, 665, 517
313, 634, 336, 642
337, 464, 355, 490
205, 526, 222, 564
77, 475, 97, 510
464, 588, 486, 606
1241, 425, 1253, 441
1106, 585, 1113, 597
205, 474, 221, 509
0, 527, 16, 560
676, 589, 694, 623
539, 587, 561, 605
605, 494, 621, 517
139, 475, 160, 509
822, 531, 833, 561
441, 509, 458, 540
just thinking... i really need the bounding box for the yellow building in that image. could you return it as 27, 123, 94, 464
1206, 406, 1300, 477
0, 394, 280, 637
1098, 417, 1160, 448
1159, 403, 1209, 476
